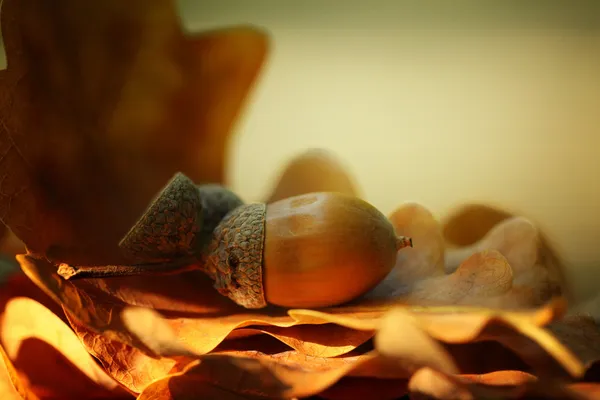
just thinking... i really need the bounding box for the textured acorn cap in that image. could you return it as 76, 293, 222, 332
119, 173, 203, 263
196, 184, 244, 251
203, 203, 267, 309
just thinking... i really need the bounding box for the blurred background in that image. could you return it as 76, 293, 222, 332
177, 1, 600, 302
1, 1, 599, 302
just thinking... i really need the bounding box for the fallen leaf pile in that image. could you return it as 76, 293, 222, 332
0, 0, 599, 399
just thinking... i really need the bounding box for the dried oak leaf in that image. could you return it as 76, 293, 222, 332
367, 202, 564, 309
19, 254, 377, 357
0, 340, 36, 400
408, 368, 600, 399
0, 297, 129, 399
546, 314, 600, 381
0, 229, 26, 258
441, 203, 568, 300
89, 300, 574, 399
0, 0, 268, 266
60, 296, 570, 396
14, 200, 572, 392
402, 315, 600, 399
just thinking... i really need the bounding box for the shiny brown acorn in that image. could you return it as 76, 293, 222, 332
202, 192, 412, 309
57, 173, 412, 310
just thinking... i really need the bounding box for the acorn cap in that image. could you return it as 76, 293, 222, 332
196, 184, 244, 251
119, 173, 203, 263
203, 203, 267, 309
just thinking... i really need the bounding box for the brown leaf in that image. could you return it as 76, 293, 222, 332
67, 312, 404, 396
374, 300, 582, 379
135, 351, 407, 400
138, 381, 269, 400
445, 216, 564, 303
409, 368, 600, 400
442, 204, 513, 247
0, 297, 129, 399
0, 341, 36, 400
546, 314, 600, 380
14, 198, 575, 397
73, 298, 572, 395
316, 378, 408, 400
15, 203, 575, 395
0, 269, 64, 323
75, 299, 574, 398
19, 255, 378, 357
375, 309, 459, 376
441, 204, 568, 299
445, 216, 538, 273
265, 148, 360, 203
0, 228, 25, 257
0, 0, 268, 265
375, 247, 544, 309
368, 202, 562, 309
370, 203, 445, 294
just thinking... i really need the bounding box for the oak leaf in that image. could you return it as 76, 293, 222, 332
441, 203, 568, 299
0, 0, 268, 266
56, 298, 575, 398
368, 202, 564, 310
13, 190, 574, 397
57, 295, 573, 396
546, 314, 600, 381
0, 296, 129, 399
403, 314, 600, 399
0, 1, 586, 397
0, 341, 36, 400
408, 368, 600, 399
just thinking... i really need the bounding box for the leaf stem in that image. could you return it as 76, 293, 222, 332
57, 257, 198, 280
396, 235, 413, 250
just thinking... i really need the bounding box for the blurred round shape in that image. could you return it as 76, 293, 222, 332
266, 148, 359, 203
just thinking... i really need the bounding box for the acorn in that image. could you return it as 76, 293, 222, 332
202, 192, 412, 309
57, 173, 412, 309
117, 173, 244, 264
57, 173, 244, 278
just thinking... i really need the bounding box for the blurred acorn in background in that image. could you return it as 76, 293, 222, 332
266, 148, 360, 203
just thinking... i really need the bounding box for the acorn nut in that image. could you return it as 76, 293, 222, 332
203, 192, 413, 309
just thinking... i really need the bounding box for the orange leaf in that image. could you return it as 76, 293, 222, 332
0, 269, 64, 323
442, 203, 514, 247
67, 298, 572, 395
316, 378, 408, 400
0, 341, 37, 400
0, 0, 268, 266
441, 203, 568, 299
0, 297, 129, 399
374, 301, 582, 379
368, 202, 565, 309
0, 229, 25, 257
138, 382, 268, 400
134, 351, 407, 400
14, 198, 576, 396
67, 312, 405, 396
19, 255, 378, 357
409, 369, 600, 400
546, 314, 600, 380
